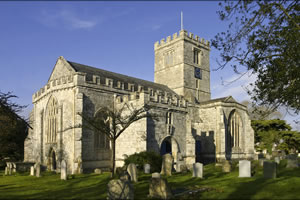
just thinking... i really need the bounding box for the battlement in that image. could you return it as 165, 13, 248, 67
32, 75, 74, 102
114, 91, 187, 109
154, 29, 210, 50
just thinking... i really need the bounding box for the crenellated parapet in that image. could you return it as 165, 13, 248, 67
32, 75, 74, 102
154, 29, 210, 50
114, 91, 188, 109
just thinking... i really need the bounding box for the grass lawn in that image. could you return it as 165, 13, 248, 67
0, 160, 299, 199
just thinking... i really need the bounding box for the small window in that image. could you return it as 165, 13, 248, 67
196, 79, 199, 89
166, 112, 173, 124
194, 67, 202, 79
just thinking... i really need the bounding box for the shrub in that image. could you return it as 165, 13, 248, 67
124, 151, 162, 173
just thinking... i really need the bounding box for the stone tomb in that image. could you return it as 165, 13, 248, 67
127, 163, 138, 182
192, 163, 203, 178
144, 163, 150, 174
107, 179, 134, 200
263, 161, 277, 179
161, 154, 173, 176
239, 160, 251, 178
94, 168, 102, 174
61, 160, 67, 180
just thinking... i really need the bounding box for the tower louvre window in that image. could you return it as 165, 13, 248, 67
194, 67, 202, 79
193, 49, 202, 65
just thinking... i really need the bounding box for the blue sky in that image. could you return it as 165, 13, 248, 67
0, 1, 298, 130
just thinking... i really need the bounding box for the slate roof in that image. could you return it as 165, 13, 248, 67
199, 96, 233, 105
67, 61, 177, 95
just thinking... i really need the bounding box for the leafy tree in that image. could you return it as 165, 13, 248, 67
0, 91, 30, 163
212, 1, 300, 117
251, 119, 300, 154
78, 102, 157, 177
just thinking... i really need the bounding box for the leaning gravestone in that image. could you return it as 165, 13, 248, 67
35, 163, 41, 177
144, 163, 150, 174
161, 154, 173, 176
61, 160, 67, 180
192, 163, 203, 178
149, 177, 172, 199
263, 161, 277, 179
4, 167, 8, 175
107, 179, 134, 200
30, 166, 35, 176
127, 163, 138, 182
222, 160, 231, 173
239, 160, 251, 177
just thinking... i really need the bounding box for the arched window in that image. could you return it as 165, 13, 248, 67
46, 97, 58, 143
228, 110, 242, 148
94, 111, 110, 149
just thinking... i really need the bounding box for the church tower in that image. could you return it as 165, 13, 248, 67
154, 30, 211, 103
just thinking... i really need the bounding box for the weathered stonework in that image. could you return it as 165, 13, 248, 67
24, 29, 255, 172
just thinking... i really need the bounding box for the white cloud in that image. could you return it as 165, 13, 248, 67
39, 9, 98, 30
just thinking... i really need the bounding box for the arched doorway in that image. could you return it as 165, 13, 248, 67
49, 149, 57, 171
160, 137, 172, 155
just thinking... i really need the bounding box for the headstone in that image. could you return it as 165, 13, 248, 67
144, 163, 150, 174
274, 157, 280, 164
192, 162, 203, 178
35, 163, 41, 177
12, 163, 16, 172
222, 160, 231, 173
266, 154, 271, 160
4, 167, 8, 175
152, 172, 161, 178
107, 179, 134, 200
259, 159, 267, 167
60, 160, 67, 180
30, 166, 35, 176
239, 160, 251, 177
127, 163, 138, 182
161, 154, 173, 176
263, 161, 277, 179
176, 161, 184, 173
94, 168, 102, 174
287, 158, 298, 168
149, 178, 172, 199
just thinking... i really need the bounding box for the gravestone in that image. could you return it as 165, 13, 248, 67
263, 161, 277, 179
149, 178, 172, 199
144, 163, 150, 174
30, 166, 35, 176
4, 167, 8, 175
12, 163, 16, 173
61, 160, 67, 180
127, 163, 138, 182
107, 179, 134, 200
239, 160, 251, 177
192, 163, 203, 178
222, 160, 231, 173
287, 159, 298, 168
266, 154, 272, 160
274, 157, 280, 164
161, 154, 173, 176
94, 168, 102, 174
35, 163, 41, 177
259, 159, 267, 167
152, 172, 161, 178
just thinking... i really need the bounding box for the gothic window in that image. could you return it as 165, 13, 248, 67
94, 111, 110, 150
193, 49, 202, 65
46, 97, 58, 143
228, 111, 242, 148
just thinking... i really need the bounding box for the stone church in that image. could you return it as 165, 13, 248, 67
24, 29, 255, 173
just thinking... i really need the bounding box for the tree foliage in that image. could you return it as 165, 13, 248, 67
78, 102, 157, 177
0, 91, 29, 162
251, 119, 300, 154
212, 1, 300, 116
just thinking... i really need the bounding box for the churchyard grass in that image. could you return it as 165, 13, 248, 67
1, 160, 300, 199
